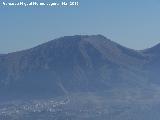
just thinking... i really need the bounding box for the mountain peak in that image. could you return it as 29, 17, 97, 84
62, 34, 107, 39
0, 34, 147, 98
31, 34, 113, 53
49, 34, 110, 43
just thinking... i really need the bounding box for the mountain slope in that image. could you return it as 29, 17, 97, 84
141, 43, 160, 84
0, 35, 153, 98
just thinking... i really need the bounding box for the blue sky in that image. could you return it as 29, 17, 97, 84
0, 0, 160, 53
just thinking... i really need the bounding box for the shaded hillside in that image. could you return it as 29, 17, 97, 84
0, 35, 155, 98
141, 43, 160, 84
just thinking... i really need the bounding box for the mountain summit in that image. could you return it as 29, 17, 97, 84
0, 35, 158, 98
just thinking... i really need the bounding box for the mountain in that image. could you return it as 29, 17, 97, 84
1, 35, 160, 120
0, 35, 151, 98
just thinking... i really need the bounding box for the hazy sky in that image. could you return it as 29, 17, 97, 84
0, 0, 160, 53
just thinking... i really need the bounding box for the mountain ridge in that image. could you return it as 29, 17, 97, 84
1, 34, 160, 55
0, 35, 159, 99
